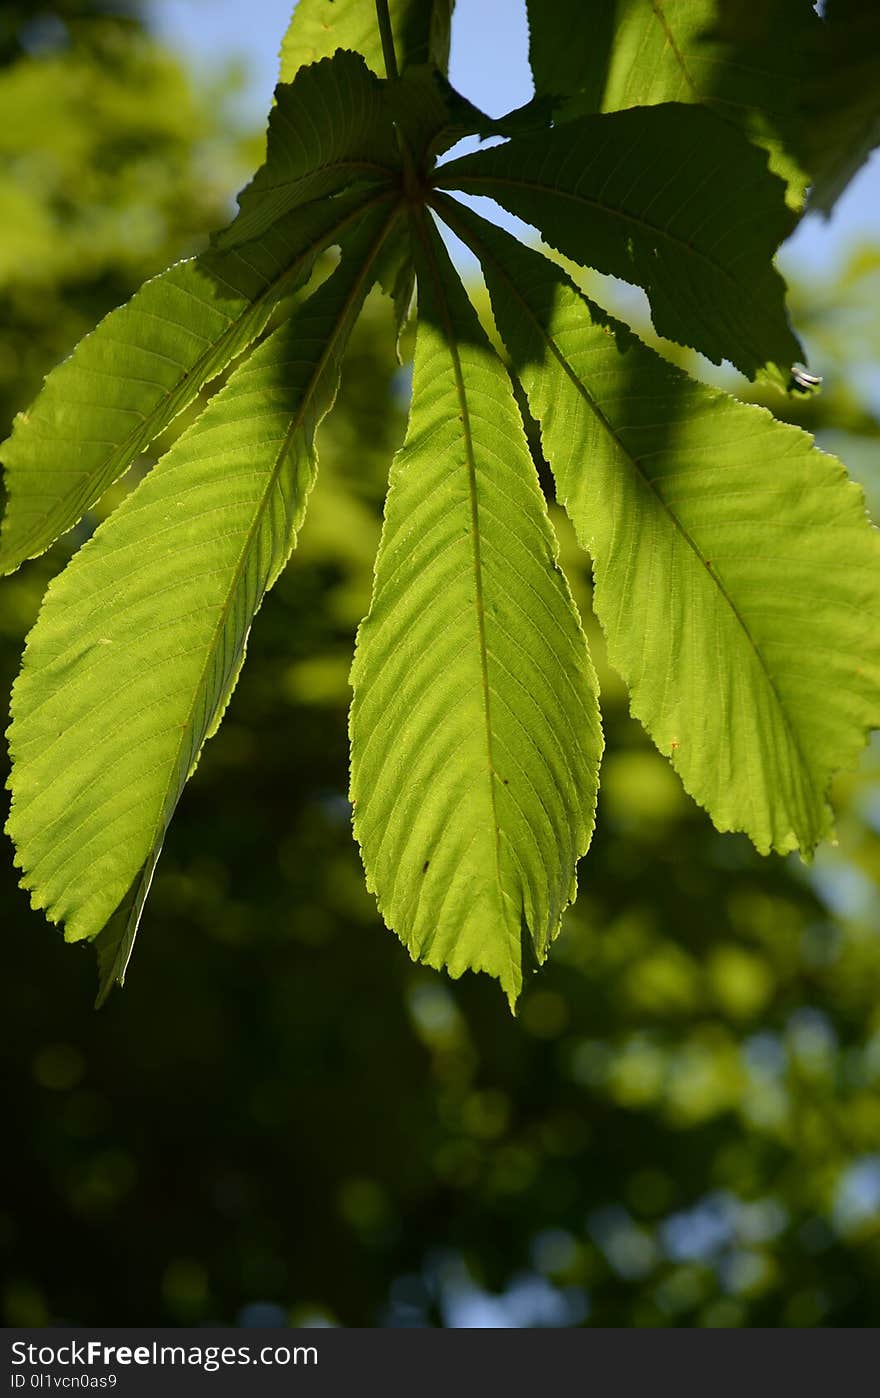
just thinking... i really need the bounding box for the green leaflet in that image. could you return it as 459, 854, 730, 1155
386, 65, 485, 163
386, 67, 552, 165
218, 52, 399, 250
525, 0, 603, 108
349, 212, 602, 1008
7, 204, 397, 993
526, 0, 815, 208
93, 851, 160, 1008
374, 220, 416, 352
279, 0, 454, 82
441, 199, 880, 854
0, 185, 383, 576
436, 102, 801, 387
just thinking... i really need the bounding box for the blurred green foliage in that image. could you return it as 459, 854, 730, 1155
2, 0, 880, 1330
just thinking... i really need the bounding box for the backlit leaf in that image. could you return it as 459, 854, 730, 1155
526, 0, 816, 207
0, 186, 383, 575
446, 201, 880, 854
7, 205, 398, 995
350, 212, 602, 1006
437, 103, 801, 386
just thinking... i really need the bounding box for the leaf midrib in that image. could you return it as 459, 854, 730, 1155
648, 0, 700, 103
258, 159, 398, 193
225, 164, 398, 244
409, 207, 506, 918
106, 201, 402, 961
437, 196, 815, 799
435, 167, 739, 289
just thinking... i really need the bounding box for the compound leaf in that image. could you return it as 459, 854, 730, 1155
437, 103, 801, 387
0, 185, 382, 576
6, 205, 397, 995
448, 202, 880, 854
350, 212, 602, 1007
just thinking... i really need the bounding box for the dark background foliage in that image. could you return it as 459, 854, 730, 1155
2, 0, 880, 1328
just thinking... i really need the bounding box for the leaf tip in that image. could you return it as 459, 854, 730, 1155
93, 967, 122, 1011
